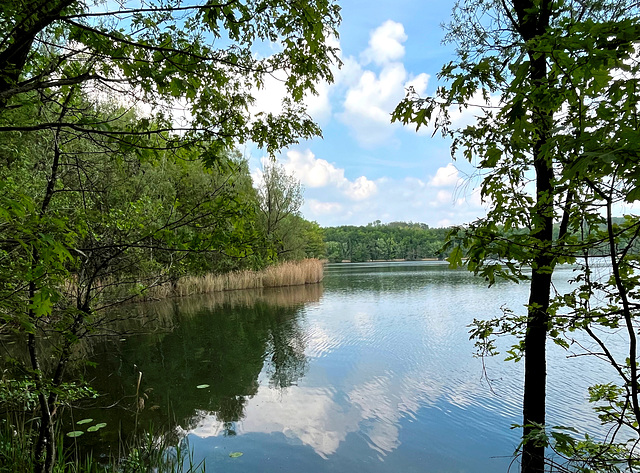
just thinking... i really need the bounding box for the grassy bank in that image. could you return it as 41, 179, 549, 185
0, 417, 205, 473
147, 258, 325, 300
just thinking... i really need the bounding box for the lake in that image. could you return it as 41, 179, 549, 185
79, 261, 619, 472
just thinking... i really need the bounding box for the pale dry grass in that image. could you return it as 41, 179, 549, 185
173, 270, 263, 297
262, 259, 324, 287
63, 259, 325, 302
170, 258, 325, 298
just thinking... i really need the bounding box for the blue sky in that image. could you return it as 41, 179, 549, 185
248, 0, 488, 229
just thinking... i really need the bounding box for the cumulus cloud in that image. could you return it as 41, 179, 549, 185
281, 149, 344, 188
248, 34, 342, 124
428, 163, 462, 187
345, 176, 378, 201
300, 171, 486, 228
246, 20, 437, 147
308, 200, 344, 215
281, 149, 378, 201
361, 20, 408, 66
254, 147, 485, 228
337, 21, 430, 147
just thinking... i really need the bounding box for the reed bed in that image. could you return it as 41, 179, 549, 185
262, 258, 325, 287
144, 258, 325, 299
54, 259, 324, 315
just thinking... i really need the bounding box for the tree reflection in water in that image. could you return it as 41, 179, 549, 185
75, 283, 322, 456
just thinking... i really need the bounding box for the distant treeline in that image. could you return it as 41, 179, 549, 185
323, 221, 451, 263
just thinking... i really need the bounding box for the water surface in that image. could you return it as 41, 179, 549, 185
81, 262, 618, 472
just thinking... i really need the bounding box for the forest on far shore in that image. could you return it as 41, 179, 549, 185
322, 221, 451, 263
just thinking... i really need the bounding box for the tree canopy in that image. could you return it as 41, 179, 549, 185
394, 0, 640, 471
0, 1, 341, 471
0, 0, 341, 156
324, 222, 450, 262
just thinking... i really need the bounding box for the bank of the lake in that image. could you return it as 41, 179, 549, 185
61, 261, 618, 473
140, 258, 325, 301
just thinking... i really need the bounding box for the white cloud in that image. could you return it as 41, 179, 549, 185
336, 21, 430, 147
282, 149, 344, 188
245, 20, 493, 228
305, 80, 333, 122
256, 145, 485, 228
448, 90, 502, 129
345, 176, 378, 201
435, 189, 452, 204
245, 20, 436, 147
361, 20, 408, 66
429, 163, 462, 187
281, 149, 378, 201
248, 34, 341, 124
308, 200, 343, 215
299, 168, 486, 228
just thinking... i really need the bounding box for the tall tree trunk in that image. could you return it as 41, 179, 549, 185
509, 1, 554, 471
522, 264, 552, 472
30, 110, 68, 473
521, 53, 554, 473
521, 45, 554, 473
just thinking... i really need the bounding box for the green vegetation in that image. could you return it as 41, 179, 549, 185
394, 0, 640, 471
323, 221, 450, 262
0, 0, 339, 471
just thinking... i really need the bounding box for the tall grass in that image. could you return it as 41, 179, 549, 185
0, 409, 205, 473
145, 258, 325, 299
262, 259, 324, 287
63, 259, 324, 305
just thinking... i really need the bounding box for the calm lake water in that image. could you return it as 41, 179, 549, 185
79, 261, 620, 472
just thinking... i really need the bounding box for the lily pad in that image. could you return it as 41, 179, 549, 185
196, 384, 210, 389
66, 431, 84, 438
76, 418, 93, 425
229, 452, 243, 458
87, 423, 107, 432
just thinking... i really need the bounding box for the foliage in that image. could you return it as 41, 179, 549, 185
256, 162, 324, 261
0, 0, 341, 471
0, 0, 341, 157
0, 418, 206, 472
393, 0, 640, 471
323, 221, 450, 262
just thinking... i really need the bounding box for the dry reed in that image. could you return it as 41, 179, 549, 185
145, 258, 325, 299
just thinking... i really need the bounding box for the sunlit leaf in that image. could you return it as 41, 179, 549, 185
87, 423, 107, 432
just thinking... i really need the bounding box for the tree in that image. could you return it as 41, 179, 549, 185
257, 162, 304, 259
323, 223, 450, 262
0, 106, 267, 472
393, 0, 640, 471
0, 0, 341, 156
0, 1, 341, 471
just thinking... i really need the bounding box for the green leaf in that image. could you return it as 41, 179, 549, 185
229, 452, 243, 458
626, 186, 640, 203
196, 384, 210, 389
87, 423, 107, 432
76, 418, 93, 425
447, 246, 463, 268
66, 431, 84, 438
